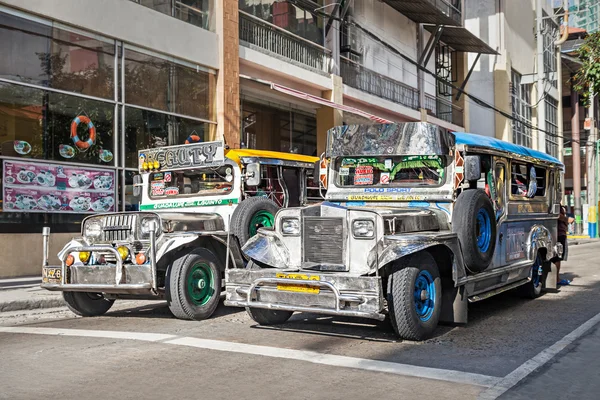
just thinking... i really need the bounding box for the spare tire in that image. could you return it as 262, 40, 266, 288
452, 189, 497, 272
231, 197, 279, 246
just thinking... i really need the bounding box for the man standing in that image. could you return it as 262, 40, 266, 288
555, 205, 574, 285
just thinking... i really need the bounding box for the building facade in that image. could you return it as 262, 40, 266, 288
0, 0, 494, 277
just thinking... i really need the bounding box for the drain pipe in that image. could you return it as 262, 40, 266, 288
555, 0, 569, 46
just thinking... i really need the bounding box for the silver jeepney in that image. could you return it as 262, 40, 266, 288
225, 123, 564, 340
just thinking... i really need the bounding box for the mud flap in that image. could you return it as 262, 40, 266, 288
543, 262, 558, 291
439, 281, 468, 325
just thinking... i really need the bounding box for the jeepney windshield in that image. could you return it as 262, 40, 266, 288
148, 166, 234, 199
334, 155, 446, 187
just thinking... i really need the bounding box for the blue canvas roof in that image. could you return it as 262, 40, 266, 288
453, 132, 563, 166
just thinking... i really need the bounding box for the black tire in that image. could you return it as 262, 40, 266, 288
63, 292, 114, 317
246, 307, 293, 325
387, 252, 442, 341
452, 189, 497, 272
231, 197, 279, 246
165, 248, 222, 321
519, 253, 546, 299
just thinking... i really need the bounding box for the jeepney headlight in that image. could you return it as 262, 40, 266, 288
352, 220, 374, 238
281, 218, 300, 235
84, 220, 102, 238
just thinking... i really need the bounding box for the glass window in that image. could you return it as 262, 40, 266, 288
511, 162, 546, 198
124, 48, 215, 120
124, 106, 213, 168
0, 12, 115, 99
545, 97, 559, 157
0, 82, 115, 165
124, 170, 142, 211
511, 70, 532, 148
148, 166, 233, 199
335, 156, 447, 187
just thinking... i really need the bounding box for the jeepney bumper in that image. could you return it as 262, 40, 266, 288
40, 227, 157, 295
224, 269, 386, 321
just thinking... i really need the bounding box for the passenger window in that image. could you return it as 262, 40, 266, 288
494, 163, 506, 219
511, 163, 546, 198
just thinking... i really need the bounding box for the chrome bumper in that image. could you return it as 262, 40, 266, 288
41, 225, 158, 295
224, 269, 386, 321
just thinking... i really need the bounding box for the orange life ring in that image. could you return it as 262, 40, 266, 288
71, 116, 96, 150
185, 134, 202, 144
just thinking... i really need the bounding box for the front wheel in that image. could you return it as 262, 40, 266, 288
246, 307, 293, 325
63, 292, 114, 317
387, 253, 442, 341
166, 248, 222, 321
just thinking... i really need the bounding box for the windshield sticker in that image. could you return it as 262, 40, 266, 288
339, 167, 350, 176
152, 188, 165, 196
164, 172, 172, 182
151, 181, 164, 189
354, 174, 374, 185
355, 166, 373, 175
385, 159, 393, 169
140, 197, 239, 210
152, 173, 164, 181
348, 194, 424, 201
165, 187, 179, 196
380, 172, 390, 185
364, 187, 412, 193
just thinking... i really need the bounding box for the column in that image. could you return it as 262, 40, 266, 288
316, 75, 343, 156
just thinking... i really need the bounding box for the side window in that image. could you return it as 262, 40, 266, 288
511, 162, 546, 198
494, 162, 506, 219
511, 163, 528, 197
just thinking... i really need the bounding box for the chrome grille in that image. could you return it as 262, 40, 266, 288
302, 217, 344, 265
101, 214, 135, 242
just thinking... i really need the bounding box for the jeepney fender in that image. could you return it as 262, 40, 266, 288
370, 233, 467, 285
57, 238, 86, 261
155, 234, 200, 261
527, 224, 554, 261
241, 229, 290, 269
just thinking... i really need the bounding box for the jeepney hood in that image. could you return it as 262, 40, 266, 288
155, 211, 225, 233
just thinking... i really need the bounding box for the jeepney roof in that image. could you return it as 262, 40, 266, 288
454, 132, 563, 167
225, 148, 318, 166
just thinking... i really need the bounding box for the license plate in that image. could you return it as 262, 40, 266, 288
276, 273, 320, 294
42, 267, 62, 283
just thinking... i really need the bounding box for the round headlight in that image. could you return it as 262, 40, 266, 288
281, 218, 300, 235
352, 220, 374, 238
85, 221, 102, 238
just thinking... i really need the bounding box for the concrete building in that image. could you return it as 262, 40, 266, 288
0, 0, 494, 277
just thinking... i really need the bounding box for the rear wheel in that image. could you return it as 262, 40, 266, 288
519, 253, 546, 299
166, 248, 222, 321
63, 292, 114, 317
246, 307, 293, 325
387, 253, 442, 341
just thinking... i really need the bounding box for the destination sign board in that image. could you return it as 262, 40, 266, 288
138, 141, 225, 172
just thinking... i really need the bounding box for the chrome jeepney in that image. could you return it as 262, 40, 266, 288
225, 123, 564, 340
41, 140, 318, 320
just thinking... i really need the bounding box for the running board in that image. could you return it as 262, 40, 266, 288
467, 278, 529, 303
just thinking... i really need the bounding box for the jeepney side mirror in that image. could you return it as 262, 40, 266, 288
245, 163, 261, 186
313, 160, 320, 186
133, 174, 143, 198
464, 155, 482, 181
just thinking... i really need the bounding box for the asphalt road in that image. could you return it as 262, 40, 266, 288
1, 242, 600, 400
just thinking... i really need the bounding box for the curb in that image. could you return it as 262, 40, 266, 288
0, 296, 65, 313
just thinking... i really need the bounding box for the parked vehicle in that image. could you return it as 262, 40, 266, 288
225, 123, 565, 340
41, 140, 319, 320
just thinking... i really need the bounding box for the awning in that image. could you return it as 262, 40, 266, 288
382, 0, 462, 26
271, 83, 393, 123
424, 25, 498, 54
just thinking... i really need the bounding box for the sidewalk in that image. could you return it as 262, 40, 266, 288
0, 283, 64, 313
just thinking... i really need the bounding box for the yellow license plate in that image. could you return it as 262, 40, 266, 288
42, 267, 62, 283
276, 273, 320, 294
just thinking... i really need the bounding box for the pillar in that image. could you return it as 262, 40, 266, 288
453, 52, 469, 130
316, 75, 343, 156
216, 0, 240, 148
571, 76, 583, 234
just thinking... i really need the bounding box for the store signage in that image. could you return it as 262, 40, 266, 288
138, 141, 225, 172
2, 160, 115, 214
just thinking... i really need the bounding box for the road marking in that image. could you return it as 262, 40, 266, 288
0, 326, 500, 388
478, 310, 600, 400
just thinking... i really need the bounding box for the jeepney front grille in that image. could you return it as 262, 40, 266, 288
302, 217, 345, 265
101, 214, 135, 242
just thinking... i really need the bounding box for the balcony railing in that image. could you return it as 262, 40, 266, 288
425, 94, 464, 127
340, 57, 419, 111
239, 11, 332, 73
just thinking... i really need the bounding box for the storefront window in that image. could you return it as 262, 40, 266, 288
124, 48, 215, 120
124, 106, 212, 168
0, 12, 115, 100
239, 0, 324, 46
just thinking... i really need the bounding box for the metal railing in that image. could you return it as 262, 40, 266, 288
425, 0, 462, 25
239, 11, 332, 73
425, 94, 464, 127
340, 57, 419, 110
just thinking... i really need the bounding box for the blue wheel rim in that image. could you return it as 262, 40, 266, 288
532, 255, 542, 288
414, 270, 436, 321
476, 209, 492, 252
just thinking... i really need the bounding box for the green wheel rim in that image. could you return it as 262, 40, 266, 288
249, 210, 274, 237
186, 262, 214, 306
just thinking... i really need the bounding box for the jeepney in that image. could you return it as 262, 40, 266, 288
225, 123, 564, 340
41, 140, 319, 320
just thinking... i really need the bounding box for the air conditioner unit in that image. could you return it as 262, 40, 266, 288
341, 18, 363, 58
